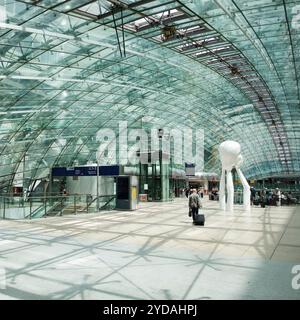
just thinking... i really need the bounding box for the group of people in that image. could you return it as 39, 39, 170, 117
209, 188, 219, 201
184, 185, 297, 224
250, 187, 297, 206
184, 188, 204, 199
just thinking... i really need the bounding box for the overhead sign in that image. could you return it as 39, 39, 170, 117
185, 163, 195, 176
52, 165, 119, 176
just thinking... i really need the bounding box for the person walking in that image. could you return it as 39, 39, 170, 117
185, 188, 190, 198
260, 188, 266, 208
189, 189, 202, 222
250, 186, 256, 205
200, 187, 204, 199
275, 188, 281, 206
197, 188, 201, 197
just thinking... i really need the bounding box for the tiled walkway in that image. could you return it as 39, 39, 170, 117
0, 197, 299, 299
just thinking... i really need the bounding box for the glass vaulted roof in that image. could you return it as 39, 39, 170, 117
0, 0, 300, 191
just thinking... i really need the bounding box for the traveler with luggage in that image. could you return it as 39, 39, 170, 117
188, 189, 204, 225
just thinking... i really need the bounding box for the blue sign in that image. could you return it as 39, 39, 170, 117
52, 165, 119, 176
185, 163, 195, 168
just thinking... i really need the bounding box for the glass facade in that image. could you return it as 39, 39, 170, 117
0, 0, 299, 192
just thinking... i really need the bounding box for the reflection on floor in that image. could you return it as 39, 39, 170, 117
0, 197, 299, 300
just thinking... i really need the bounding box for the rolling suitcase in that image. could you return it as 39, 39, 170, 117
193, 214, 205, 226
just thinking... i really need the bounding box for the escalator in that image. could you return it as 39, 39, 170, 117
25, 195, 116, 219
25, 199, 68, 219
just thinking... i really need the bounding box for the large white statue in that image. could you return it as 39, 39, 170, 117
219, 140, 250, 212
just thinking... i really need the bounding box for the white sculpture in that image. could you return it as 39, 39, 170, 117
219, 140, 250, 212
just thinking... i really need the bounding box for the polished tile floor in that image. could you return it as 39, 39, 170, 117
0, 197, 299, 299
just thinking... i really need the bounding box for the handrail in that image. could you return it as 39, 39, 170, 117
86, 196, 99, 207
100, 196, 116, 210
24, 203, 44, 219
85, 195, 116, 211
0, 193, 97, 198
0, 194, 117, 219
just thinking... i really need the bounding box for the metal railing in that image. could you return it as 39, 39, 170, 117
251, 184, 300, 191
207, 190, 300, 205
0, 193, 116, 220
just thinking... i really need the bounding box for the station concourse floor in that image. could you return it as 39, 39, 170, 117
0, 197, 299, 300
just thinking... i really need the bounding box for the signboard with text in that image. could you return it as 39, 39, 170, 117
52, 165, 119, 177
185, 163, 195, 176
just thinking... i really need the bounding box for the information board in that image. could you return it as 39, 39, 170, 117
185, 163, 195, 176
52, 165, 119, 176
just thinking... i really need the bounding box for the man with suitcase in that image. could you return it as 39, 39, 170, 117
188, 189, 204, 225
